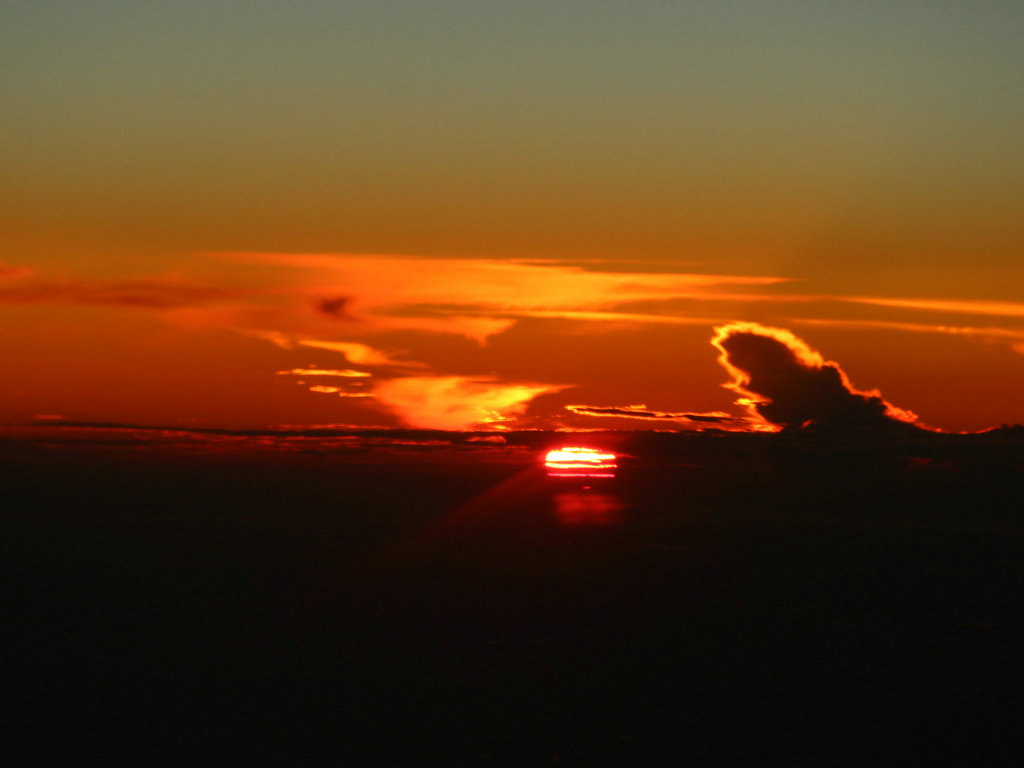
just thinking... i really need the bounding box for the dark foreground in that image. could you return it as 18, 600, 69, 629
3, 429, 1024, 765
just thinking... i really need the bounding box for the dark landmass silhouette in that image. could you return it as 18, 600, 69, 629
4, 424, 1024, 764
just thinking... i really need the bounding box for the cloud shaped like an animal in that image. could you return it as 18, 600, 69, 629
712, 322, 924, 432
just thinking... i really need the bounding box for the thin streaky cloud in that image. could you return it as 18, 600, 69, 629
509, 310, 728, 325
241, 329, 295, 349
565, 404, 740, 424
791, 317, 1024, 343
297, 340, 424, 368
0, 262, 32, 279
846, 297, 1024, 319
277, 368, 373, 378
0, 277, 238, 309
367, 314, 517, 343
221, 253, 790, 311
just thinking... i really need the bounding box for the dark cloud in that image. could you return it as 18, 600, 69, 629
712, 322, 924, 432
315, 296, 357, 320
565, 404, 739, 424
0, 278, 236, 308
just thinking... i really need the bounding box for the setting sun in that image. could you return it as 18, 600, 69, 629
544, 447, 618, 478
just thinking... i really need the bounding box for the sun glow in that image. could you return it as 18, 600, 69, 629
544, 447, 618, 478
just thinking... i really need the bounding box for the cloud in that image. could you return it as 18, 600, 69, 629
0, 262, 32, 279
277, 368, 372, 378
373, 376, 566, 430
791, 317, 1024, 351
228, 252, 786, 310
214, 252, 788, 341
792, 317, 1024, 338
242, 329, 295, 349
711, 322, 923, 432
297, 339, 425, 368
509, 310, 727, 326
0, 277, 236, 309
356, 314, 517, 343
564, 404, 740, 424
847, 297, 1024, 319
315, 296, 357, 320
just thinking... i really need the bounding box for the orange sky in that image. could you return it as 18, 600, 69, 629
2, 251, 1023, 433
3, 3, 1023, 433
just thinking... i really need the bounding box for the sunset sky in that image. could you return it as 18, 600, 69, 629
3, 2, 1023, 433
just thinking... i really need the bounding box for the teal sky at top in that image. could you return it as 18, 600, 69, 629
4, 1, 1023, 296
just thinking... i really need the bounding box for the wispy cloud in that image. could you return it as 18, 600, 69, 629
564, 404, 740, 424
10, 252, 1019, 431
0, 276, 237, 309
509, 310, 727, 326
202, 253, 790, 342
297, 339, 425, 369
226, 252, 788, 311
0, 261, 32, 280
277, 368, 372, 378
791, 317, 1024, 344
846, 297, 1024, 319
373, 376, 567, 431
303, 384, 374, 398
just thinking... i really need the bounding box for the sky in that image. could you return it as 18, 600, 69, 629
3, 1, 1024, 433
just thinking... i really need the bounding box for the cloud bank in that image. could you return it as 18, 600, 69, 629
6, 252, 1018, 431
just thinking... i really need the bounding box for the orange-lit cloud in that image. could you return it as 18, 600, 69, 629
303, 385, 374, 398
712, 322, 924, 432
847, 297, 1024, 319
1, 262, 32, 279
1, 252, 789, 354
510, 310, 727, 326
372, 376, 566, 430
204, 253, 789, 343
296, 339, 425, 368
8, 251, 1022, 432
228, 252, 786, 309
238, 328, 294, 349
0, 276, 236, 309
367, 315, 517, 343
277, 368, 372, 378
792, 317, 1024, 345
564, 404, 740, 425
